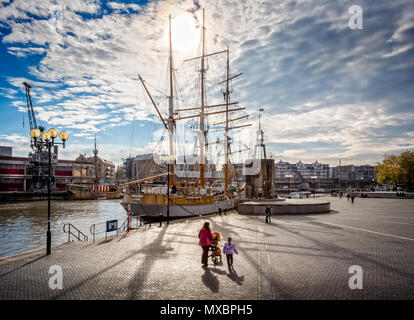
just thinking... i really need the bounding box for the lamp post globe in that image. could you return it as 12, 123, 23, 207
48, 128, 58, 139
42, 132, 51, 141
30, 128, 41, 139
59, 131, 69, 141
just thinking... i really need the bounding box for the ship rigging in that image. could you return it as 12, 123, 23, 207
120, 9, 251, 217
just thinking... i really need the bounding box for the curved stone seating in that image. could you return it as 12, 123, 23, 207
238, 199, 331, 215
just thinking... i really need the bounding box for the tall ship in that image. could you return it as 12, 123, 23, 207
120, 10, 251, 217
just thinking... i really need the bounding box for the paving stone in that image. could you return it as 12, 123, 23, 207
0, 197, 413, 299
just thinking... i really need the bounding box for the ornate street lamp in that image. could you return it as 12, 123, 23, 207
30, 127, 69, 255
311, 175, 318, 198
285, 174, 293, 196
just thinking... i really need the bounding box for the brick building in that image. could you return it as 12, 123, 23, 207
332, 165, 376, 182
74, 154, 115, 185
123, 153, 223, 185
0, 147, 115, 192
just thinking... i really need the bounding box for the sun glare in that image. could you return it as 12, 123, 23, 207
171, 14, 198, 53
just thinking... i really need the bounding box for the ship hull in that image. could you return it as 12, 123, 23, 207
101, 190, 122, 199
121, 198, 234, 217
67, 185, 122, 200
68, 190, 99, 200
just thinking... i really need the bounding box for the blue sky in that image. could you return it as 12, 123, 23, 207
0, 0, 413, 166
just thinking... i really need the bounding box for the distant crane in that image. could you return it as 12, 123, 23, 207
23, 81, 47, 155
22, 82, 53, 190
23, 82, 44, 134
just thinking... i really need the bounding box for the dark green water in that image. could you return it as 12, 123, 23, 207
0, 199, 127, 258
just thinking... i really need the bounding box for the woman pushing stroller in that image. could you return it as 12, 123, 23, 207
198, 222, 213, 268
198, 222, 238, 269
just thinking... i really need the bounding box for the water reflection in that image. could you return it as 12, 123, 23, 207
0, 199, 126, 258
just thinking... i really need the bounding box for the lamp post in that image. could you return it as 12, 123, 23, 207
285, 174, 293, 196
311, 175, 318, 198
162, 155, 175, 226
30, 127, 69, 255
167, 161, 170, 225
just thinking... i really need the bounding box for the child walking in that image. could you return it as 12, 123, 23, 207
223, 237, 238, 270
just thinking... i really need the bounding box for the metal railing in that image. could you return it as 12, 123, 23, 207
118, 215, 142, 233
63, 223, 88, 242
90, 222, 119, 243
118, 217, 128, 233
90, 216, 142, 242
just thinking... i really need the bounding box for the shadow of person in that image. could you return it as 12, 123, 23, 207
201, 267, 220, 293
210, 267, 227, 275
227, 269, 245, 286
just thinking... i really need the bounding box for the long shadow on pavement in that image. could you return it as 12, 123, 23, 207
227, 269, 245, 286
126, 225, 173, 299
51, 225, 172, 299
0, 254, 46, 278
202, 267, 220, 293
265, 217, 414, 281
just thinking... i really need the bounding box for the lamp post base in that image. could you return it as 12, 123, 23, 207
47, 230, 51, 255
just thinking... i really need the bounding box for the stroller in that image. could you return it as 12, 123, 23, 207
209, 232, 222, 265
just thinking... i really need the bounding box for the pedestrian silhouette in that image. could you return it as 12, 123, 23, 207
265, 205, 272, 223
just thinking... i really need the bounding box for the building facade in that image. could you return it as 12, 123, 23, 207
74, 154, 115, 185
274, 160, 331, 182
0, 147, 116, 192
0, 155, 87, 192
332, 164, 376, 182
123, 153, 223, 185
0, 155, 29, 192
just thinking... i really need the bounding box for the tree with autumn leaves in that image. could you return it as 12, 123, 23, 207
375, 151, 414, 189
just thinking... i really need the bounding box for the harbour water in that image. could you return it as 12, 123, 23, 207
0, 199, 126, 258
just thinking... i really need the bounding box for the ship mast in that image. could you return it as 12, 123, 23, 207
94, 134, 98, 186
199, 8, 206, 188
216, 48, 250, 195
168, 14, 175, 186
137, 16, 176, 187
224, 46, 230, 196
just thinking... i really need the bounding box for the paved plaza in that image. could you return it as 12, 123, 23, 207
1, 197, 414, 300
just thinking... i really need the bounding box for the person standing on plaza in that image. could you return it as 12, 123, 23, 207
198, 222, 213, 268
223, 236, 238, 270
351, 194, 355, 203
265, 205, 272, 223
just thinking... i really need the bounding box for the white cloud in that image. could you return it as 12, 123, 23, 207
0, 133, 30, 156
382, 44, 413, 58
107, 2, 141, 12
0, 0, 413, 166
7, 46, 47, 57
